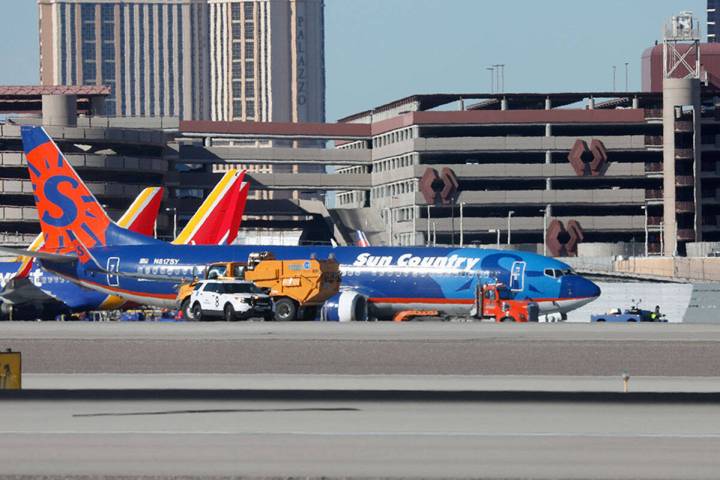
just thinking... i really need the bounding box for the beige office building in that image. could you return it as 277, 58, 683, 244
38, 0, 325, 123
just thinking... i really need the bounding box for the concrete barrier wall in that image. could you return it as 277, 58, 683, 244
614, 257, 720, 282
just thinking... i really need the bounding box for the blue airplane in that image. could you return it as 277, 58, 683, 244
6, 126, 601, 322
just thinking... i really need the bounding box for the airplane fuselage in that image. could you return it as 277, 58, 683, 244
42, 244, 601, 318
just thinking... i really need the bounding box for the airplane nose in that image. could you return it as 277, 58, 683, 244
576, 276, 601, 299
586, 278, 601, 298
560, 275, 601, 299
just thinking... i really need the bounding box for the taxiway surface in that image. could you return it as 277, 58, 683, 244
1, 395, 719, 478
4, 322, 720, 376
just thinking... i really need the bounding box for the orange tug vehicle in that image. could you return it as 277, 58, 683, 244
393, 283, 539, 322
177, 252, 341, 321
476, 283, 539, 322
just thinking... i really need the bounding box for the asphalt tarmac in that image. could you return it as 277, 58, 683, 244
4, 322, 720, 376
4, 323, 720, 478
1, 394, 719, 478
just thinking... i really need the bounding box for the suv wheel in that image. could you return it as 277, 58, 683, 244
181, 298, 195, 321
192, 302, 204, 321
224, 303, 236, 322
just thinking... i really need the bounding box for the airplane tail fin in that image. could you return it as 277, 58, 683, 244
116, 187, 164, 236
172, 169, 246, 245
21, 125, 159, 254
12, 186, 164, 279
353, 230, 370, 247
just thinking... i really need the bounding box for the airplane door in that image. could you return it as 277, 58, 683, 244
106, 257, 120, 287
509, 261, 526, 292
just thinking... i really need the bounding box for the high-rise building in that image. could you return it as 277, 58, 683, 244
709, 0, 719, 42
38, 0, 325, 123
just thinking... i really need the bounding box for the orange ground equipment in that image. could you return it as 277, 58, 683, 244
475, 283, 539, 322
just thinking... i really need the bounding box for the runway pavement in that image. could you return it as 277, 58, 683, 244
4, 323, 720, 478
1, 395, 719, 478
4, 322, 720, 376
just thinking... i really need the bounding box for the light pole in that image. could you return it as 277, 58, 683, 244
641, 205, 648, 256
489, 229, 500, 248
625, 62, 629, 91
487, 66, 495, 93
660, 221, 664, 256
426, 204, 431, 247
459, 202, 465, 247
384, 207, 393, 246
507, 210, 514, 245
540, 207, 548, 256
165, 207, 177, 240
612, 65, 616, 91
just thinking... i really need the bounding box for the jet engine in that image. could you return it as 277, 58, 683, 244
321, 291, 368, 322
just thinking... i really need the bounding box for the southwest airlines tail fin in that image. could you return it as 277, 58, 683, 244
172, 169, 246, 245
21, 125, 160, 254
116, 186, 164, 236
352, 230, 370, 247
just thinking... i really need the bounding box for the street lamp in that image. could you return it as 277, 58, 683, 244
540, 207, 549, 256
384, 207, 393, 246
165, 207, 177, 240
507, 210, 514, 245
426, 204, 432, 247
641, 205, 648, 256
459, 202, 465, 247
488, 228, 500, 248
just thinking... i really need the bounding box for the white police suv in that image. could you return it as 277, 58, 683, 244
189, 279, 273, 321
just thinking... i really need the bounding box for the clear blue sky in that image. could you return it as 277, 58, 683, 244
0, 0, 706, 121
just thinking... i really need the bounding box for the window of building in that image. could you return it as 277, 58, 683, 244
232, 81, 242, 98
81, 4, 95, 24
232, 61, 242, 78
244, 80, 255, 98
232, 22, 242, 39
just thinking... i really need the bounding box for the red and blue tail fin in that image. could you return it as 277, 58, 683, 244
21, 125, 159, 255
116, 187, 164, 236
172, 169, 246, 245
353, 230, 370, 247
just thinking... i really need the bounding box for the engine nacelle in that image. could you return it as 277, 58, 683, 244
321, 291, 368, 322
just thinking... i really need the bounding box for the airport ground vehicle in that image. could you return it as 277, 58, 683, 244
177, 253, 340, 321
591, 303, 666, 322
189, 279, 273, 321
475, 283, 539, 322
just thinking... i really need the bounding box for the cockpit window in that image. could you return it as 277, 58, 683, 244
545, 268, 574, 279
